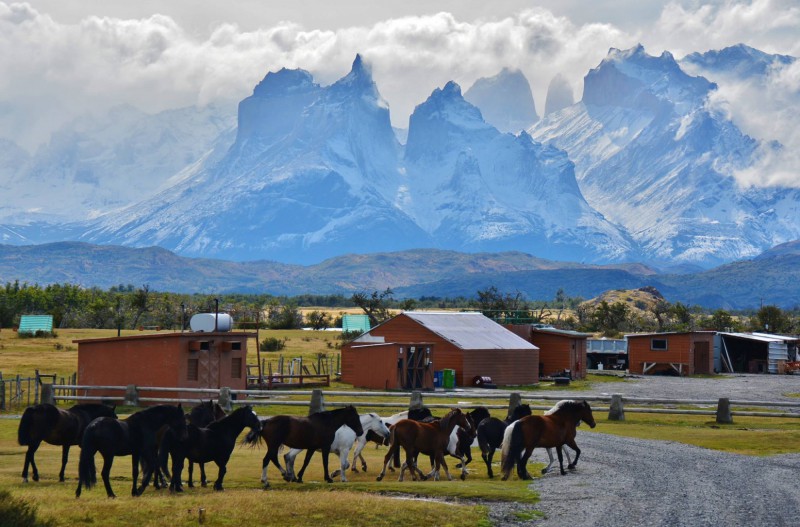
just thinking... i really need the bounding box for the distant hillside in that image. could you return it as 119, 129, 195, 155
1, 241, 798, 309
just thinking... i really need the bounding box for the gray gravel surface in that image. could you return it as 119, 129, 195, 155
476, 374, 800, 526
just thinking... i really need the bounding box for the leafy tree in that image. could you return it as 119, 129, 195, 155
751, 305, 791, 333
592, 300, 629, 337
306, 310, 330, 330
352, 288, 395, 327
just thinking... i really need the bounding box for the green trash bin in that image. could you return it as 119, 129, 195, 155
442, 369, 456, 389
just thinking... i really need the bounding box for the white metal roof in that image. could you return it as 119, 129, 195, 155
400, 312, 538, 350
719, 332, 798, 343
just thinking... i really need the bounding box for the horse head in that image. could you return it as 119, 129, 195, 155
242, 405, 262, 434
442, 408, 470, 435
579, 400, 596, 429
169, 404, 189, 440
344, 406, 364, 437
509, 403, 532, 422
364, 413, 391, 440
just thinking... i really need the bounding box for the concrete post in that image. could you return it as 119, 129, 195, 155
507, 392, 522, 419
124, 384, 139, 407
716, 397, 733, 424
218, 387, 232, 412
409, 390, 424, 410
309, 389, 326, 415
41, 383, 55, 405
608, 393, 625, 421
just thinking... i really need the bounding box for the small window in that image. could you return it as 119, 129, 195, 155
651, 338, 668, 351
187, 358, 199, 380
231, 357, 242, 379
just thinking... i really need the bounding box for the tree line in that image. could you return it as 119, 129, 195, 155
0, 280, 796, 336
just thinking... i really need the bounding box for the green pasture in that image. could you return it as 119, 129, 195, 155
0, 415, 532, 527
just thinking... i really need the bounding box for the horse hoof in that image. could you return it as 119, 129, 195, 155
263, 483, 270, 490
460, 474, 467, 481
32, 475, 39, 482
541, 468, 548, 474
376, 475, 383, 482
326, 478, 333, 484
568, 464, 576, 470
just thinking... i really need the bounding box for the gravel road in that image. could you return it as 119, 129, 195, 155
482, 373, 800, 526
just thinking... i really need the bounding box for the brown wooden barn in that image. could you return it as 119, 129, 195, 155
506, 325, 590, 379
626, 331, 715, 375
341, 342, 436, 390
342, 312, 539, 387
75, 331, 255, 401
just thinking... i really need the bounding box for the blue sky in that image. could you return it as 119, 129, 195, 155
2, 0, 798, 183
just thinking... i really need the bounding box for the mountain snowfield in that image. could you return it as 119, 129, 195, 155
0, 44, 797, 269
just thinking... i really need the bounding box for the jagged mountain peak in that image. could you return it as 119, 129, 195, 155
464, 67, 539, 133
584, 44, 715, 112
681, 43, 795, 78
252, 67, 318, 98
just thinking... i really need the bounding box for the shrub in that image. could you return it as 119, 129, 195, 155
260, 337, 286, 352
0, 489, 55, 527
17, 330, 57, 339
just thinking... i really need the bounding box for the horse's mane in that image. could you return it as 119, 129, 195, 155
439, 408, 461, 430
544, 399, 582, 416
310, 405, 355, 424
207, 405, 247, 430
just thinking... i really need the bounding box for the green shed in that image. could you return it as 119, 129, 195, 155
18, 315, 54, 335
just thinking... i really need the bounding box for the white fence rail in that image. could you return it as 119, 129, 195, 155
42, 383, 800, 423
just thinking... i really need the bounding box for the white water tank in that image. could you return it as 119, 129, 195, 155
190, 313, 233, 332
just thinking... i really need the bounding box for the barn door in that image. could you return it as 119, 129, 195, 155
694, 341, 710, 374
198, 348, 220, 388
404, 346, 427, 390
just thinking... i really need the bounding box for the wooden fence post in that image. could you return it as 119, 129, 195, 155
608, 393, 625, 421
218, 387, 232, 412
507, 392, 522, 418
309, 389, 326, 414
125, 384, 139, 407
409, 390, 424, 410
0, 378, 4, 410
716, 397, 733, 424
41, 384, 55, 406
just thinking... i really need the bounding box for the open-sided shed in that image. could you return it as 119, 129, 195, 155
343, 312, 539, 387
75, 331, 255, 401
626, 331, 715, 375
717, 332, 799, 374
341, 342, 435, 390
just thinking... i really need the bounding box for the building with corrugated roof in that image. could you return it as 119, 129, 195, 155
341, 312, 539, 389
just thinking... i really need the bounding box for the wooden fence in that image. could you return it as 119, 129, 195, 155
0, 371, 76, 411
34, 383, 800, 424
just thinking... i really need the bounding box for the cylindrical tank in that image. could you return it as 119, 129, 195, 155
190, 313, 233, 332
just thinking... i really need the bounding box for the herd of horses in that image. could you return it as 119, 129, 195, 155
16, 397, 596, 497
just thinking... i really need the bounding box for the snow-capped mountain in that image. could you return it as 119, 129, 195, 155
79, 56, 636, 264
403, 81, 635, 262
544, 74, 574, 116
681, 43, 795, 79
0, 104, 235, 224
531, 44, 799, 267
463, 68, 539, 133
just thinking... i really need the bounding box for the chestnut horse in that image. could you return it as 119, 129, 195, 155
376, 408, 471, 482
500, 400, 595, 480
243, 405, 364, 487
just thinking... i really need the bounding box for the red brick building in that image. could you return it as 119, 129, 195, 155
342, 312, 539, 388
75, 332, 255, 401
626, 331, 715, 375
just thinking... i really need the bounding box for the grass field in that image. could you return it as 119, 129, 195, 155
2, 328, 800, 525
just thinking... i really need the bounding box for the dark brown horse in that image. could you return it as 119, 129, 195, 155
17, 403, 117, 482
243, 405, 364, 487
376, 408, 471, 482
500, 400, 596, 480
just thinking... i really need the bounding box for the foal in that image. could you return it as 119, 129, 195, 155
376, 408, 470, 482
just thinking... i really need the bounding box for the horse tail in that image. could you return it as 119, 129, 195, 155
242, 425, 262, 447
78, 424, 98, 490
388, 427, 401, 468
500, 421, 523, 476
17, 406, 36, 446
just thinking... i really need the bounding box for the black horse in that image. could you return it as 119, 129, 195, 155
454, 406, 491, 467
17, 403, 117, 482
166, 405, 261, 491
76, 404, 187, 498
476, 403, 532, 478
157, 400, 227, 490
